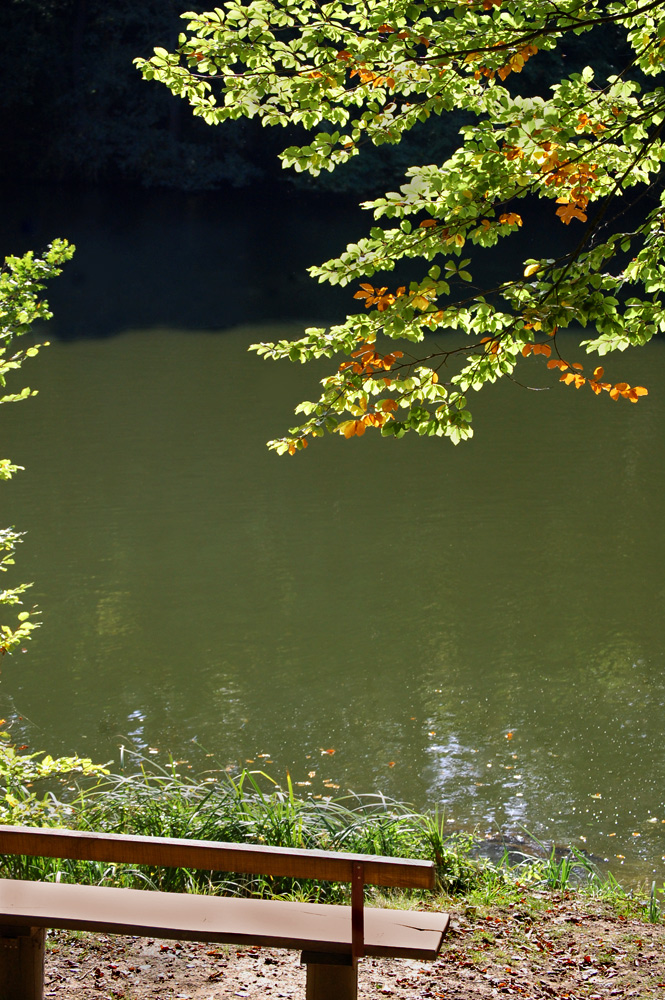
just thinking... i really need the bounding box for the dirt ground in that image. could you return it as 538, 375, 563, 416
45, 895, 665, 999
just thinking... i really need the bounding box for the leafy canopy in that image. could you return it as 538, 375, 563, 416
1, 241, 75, 653
136, 1, 664, 452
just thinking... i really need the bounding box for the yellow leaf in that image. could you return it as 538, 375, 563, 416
523, 263, 540, 277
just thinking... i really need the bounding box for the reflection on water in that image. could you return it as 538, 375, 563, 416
2, 325, 664, 880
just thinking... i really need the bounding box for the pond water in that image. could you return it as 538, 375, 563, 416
2, 320, 664, 883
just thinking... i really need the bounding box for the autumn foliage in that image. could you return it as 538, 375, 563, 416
137, 1, 663, 454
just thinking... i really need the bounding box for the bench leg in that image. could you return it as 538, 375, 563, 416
301, 951, 357, 1000
0, 925, 45, 1000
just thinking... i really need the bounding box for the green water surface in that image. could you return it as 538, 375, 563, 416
2, 325, 664, 880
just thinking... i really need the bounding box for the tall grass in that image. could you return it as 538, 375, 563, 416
0, 750, 497, 898
0, 748, 651, 918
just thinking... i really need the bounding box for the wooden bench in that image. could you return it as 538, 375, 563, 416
0, 824, 450, 1000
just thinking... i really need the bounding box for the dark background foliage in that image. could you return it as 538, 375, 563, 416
0, 0, 631, 196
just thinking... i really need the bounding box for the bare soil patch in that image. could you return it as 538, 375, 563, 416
45, 895, 665, 999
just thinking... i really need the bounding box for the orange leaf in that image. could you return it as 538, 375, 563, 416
556, 201, 588, 225
634, 386, 648, 396
571, 363, 584, 371
593, 366, 604, 379
521, 344, 533, 357
418, 219, 437, 228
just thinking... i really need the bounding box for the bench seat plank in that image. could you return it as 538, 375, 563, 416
0, 879, 449, 960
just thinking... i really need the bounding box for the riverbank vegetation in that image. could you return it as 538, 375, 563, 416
1, 742, 661, 926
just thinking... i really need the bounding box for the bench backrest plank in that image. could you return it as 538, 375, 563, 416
0, 826, 435, 890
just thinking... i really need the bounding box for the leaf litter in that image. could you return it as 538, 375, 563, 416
44, 894, 665, 998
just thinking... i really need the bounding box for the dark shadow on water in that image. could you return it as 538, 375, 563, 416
1, 182, 368, 339
2, 180, 584, 340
